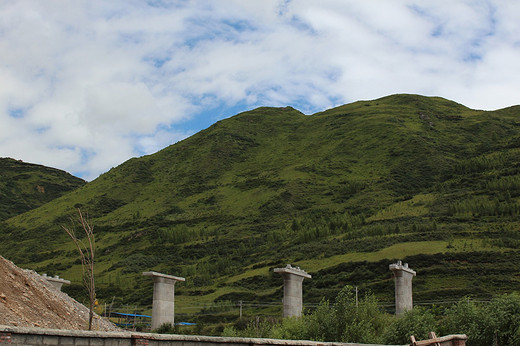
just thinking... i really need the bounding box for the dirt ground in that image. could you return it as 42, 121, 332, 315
0, 255, 119, 331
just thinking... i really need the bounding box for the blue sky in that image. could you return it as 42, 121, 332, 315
1, 0, 519, 180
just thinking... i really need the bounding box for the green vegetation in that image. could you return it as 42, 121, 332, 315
224, 286, 520, 346
0, 157, 85, 221
1, 94, 520, 336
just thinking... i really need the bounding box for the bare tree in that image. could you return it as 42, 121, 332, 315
62, 208, 96, 330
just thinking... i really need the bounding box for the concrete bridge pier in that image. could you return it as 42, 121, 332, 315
274, 264, 311, 318
143, 271, 185, 329
389, 261, 416, 316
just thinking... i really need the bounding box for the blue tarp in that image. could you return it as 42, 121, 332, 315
112, 312, 152, 318
111, 312, 195, 325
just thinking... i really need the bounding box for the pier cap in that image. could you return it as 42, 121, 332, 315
41, 273, 71, 285
389, 260, 416, 276
142, 271, 185, 282
274, 264, 311, 279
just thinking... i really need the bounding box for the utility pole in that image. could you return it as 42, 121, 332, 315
239, 300, 243, 319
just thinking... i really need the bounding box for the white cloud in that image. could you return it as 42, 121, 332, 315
1, 0, 519, 179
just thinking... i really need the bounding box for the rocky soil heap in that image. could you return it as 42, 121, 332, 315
0, 255, 119, 331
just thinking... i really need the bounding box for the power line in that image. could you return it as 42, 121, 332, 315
115, 297, 495, 319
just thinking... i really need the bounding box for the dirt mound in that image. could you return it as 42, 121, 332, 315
0, 255, 119, 331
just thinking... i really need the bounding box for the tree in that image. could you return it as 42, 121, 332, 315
62, 208, 96, 330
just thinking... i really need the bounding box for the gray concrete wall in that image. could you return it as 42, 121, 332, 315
0, 325, 406, 346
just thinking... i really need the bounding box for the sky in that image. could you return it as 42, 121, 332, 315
1, 0, 520, 180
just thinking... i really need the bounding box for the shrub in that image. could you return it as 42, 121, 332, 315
153, 322, 176, 334
383, 307, 436, 345
330, 286, 387, 343
269, 316, 307, 340
274, 286, 387, 343
221, 292, 520, 345
440, 294, 520, 346
486, 293, 520, 346
439, 297, 489, 346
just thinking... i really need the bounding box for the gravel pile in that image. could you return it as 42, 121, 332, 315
0, 255, 119, 331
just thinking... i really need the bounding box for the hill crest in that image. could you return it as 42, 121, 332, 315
0, 157, 85, 221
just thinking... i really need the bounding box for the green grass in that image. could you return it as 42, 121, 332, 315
367, 194, 435, 222
296, 239, 498, 272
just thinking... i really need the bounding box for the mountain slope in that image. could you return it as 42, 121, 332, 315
0, 158, 85, 221
2, 94, 520, 326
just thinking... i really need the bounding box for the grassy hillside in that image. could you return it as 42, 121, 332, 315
2, 94, 520, 331
0, 158, 85, 221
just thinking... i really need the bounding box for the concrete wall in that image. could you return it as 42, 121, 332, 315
0, 325, 406, 346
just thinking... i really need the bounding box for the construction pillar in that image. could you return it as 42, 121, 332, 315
143, 271, 185, 329
389, 261, 416, 316
274, 264, 311, 318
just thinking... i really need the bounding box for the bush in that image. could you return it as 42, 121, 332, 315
383, 307, 436, 345
485, 293, 520, 346
221, 292, 520, 345
250, 286, 387, 343
438, 294, 520, 346
328, 286, 387, 343
223, 317, 278, 338
303, 299, 335, 341
439, 298, 489, 346
269, 317, 307, 340
221, 325, 240, 337
153, 322, 176, 334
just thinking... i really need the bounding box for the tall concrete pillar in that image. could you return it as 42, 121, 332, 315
143, 271, 185, 329
274, 264, 311, 318
41, 274, 71, 291
389, 261, 416, 316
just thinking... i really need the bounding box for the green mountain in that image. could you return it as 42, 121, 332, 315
2, 94, 520, 327
0, 158, 85, 221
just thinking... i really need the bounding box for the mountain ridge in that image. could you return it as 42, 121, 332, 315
0, 157, 85, 221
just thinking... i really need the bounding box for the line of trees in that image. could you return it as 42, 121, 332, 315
449, 196, 520, 217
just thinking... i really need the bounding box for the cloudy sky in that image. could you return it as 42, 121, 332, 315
1, 0, 519, 180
